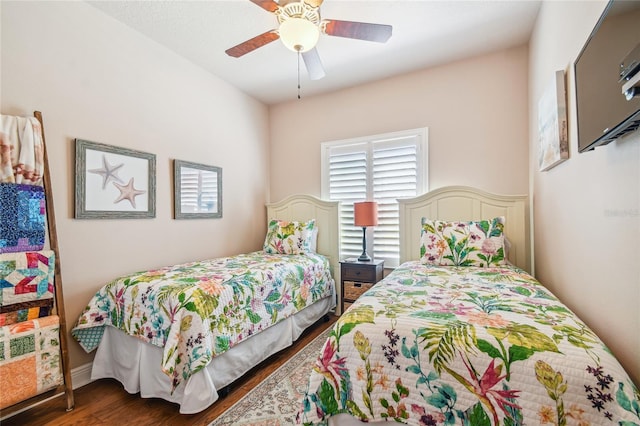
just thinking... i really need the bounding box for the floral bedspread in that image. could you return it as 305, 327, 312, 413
72, 251, 334, 391
299, 262, 639, 425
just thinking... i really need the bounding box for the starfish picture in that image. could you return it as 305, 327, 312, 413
88, 154, 124, 189
113, 177, 146, 209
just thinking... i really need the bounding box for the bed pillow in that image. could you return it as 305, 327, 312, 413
420, 217, 506, 267
263, 219, 317, 254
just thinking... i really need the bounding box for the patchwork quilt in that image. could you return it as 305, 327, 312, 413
0, 299, 53, 326
299, 262, 639, 425
0, 251, 55, 325
72, 251, 334, 391
0, 183, 46, 253
0, 315, 63, 409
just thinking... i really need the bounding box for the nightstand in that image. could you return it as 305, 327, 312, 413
340, 259, 384, 313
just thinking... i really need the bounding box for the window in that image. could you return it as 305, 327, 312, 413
321, 128, 428, 267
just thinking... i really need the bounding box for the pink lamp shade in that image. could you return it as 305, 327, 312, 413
354, 201, 378, 227
354, 201, 377, 261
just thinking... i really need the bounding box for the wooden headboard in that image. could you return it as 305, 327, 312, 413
398, 186, 530, 272
266, 194, 341, 283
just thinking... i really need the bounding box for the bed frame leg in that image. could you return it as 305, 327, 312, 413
218, 386, 230, 398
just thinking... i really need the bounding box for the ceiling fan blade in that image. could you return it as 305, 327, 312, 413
225, 30, 280, 58
323, 20, 392, 43
249, 0, 280, 13
303, 0, 324, 7
302, 48, 326, 80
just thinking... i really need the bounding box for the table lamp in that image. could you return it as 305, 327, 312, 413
354, 201, 378, 261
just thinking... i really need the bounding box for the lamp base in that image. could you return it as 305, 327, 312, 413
357, 253, 372, 262
358, 226, 372, 261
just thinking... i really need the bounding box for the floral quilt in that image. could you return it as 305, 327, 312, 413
299, 262, 639, 425
72, 251, 334, 391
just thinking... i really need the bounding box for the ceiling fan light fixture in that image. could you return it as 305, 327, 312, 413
279, 17, 319, 53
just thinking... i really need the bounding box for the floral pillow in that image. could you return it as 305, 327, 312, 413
420, 217, 506, 267
263, 219, 317, 255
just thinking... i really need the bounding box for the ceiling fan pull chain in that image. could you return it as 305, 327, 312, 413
297, 50, 301, 99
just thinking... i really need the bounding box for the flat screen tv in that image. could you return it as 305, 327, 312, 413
574, 0, 640, 152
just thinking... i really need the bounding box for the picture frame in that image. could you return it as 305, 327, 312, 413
538, 70, 569, 171
75, 139, 156, 219
174, 159, 222, 219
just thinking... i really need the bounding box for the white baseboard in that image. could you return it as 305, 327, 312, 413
71, 362, 94, 389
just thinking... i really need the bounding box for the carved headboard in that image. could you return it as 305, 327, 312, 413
266, 194, 341, 281
398, 186, 530, 272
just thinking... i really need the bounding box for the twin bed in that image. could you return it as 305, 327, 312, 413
72, 187, 638, 424
299, 187, 639, 425
72, 194, 340, 414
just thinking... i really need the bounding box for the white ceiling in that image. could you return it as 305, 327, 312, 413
87, 0, 542, 105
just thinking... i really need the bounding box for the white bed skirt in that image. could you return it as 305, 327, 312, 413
91, 295, 335, 414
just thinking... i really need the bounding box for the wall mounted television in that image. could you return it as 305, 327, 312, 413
574, 0, 640, 153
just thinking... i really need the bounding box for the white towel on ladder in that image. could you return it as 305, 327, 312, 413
0, 114, 44, 185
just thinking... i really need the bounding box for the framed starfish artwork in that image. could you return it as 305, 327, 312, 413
75, 139, 156, 219
173, 160, 222, 219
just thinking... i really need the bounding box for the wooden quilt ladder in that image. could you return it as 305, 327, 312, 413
35, 111, 75, 412
0, 111, 74, 417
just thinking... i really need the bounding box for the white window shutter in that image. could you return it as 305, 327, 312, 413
328, 149, 367, 259
372, 142, 418, 265
322, 128, 428, 267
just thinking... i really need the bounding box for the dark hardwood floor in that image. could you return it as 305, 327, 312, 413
1, 314, 337, 426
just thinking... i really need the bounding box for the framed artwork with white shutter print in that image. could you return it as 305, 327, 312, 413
173, 160, 222, 219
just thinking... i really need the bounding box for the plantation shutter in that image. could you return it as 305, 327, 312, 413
328, 144, 368, 260
323, 129, 427, 268
372, 141, 418, 263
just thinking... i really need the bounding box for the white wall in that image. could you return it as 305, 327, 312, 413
269, 46, 530, 203
529, 1, 639, 384
1, 1, 271, 369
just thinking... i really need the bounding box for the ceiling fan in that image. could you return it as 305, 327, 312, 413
225, 0, 393, 81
